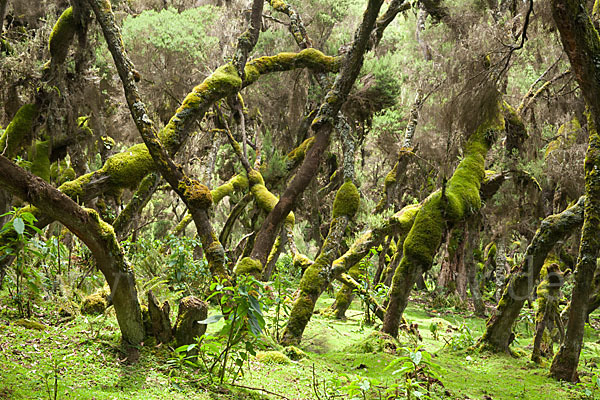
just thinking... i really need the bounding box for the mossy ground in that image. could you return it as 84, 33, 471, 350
1, 290, 599, 399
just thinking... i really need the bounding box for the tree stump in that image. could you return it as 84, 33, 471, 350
174, 296, 208, 348
147, 290, 172, 343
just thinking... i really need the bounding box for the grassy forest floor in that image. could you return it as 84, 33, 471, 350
1, 291, 600, 400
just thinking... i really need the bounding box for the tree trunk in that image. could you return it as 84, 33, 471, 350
280, 181, 360, 345
437, 223, 468, 300
148, 290, 173, 344
174, 296, 208, 348
249, 0, 386, 266
329, 262, 361, 319
478, 197, 583, 353
465, 217, 486, 316
382, 106, 503, 337
0, 155, 144, 345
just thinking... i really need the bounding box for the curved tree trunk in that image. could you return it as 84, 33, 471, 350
249, 0, 387, 267
0, 155, 144, 345
478, 196, 584, 352
382, 104, 504, 337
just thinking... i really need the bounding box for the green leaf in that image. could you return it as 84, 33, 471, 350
410, 350, 422, 365
13, 217, 24, 235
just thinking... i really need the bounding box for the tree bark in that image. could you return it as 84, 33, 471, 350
148, 290, 172, 344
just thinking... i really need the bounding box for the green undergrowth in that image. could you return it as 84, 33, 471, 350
1, 291, 600, 399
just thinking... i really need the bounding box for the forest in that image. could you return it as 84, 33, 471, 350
1, 0, 600, 398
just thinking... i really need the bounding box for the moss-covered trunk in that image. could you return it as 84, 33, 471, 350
550, 129, 600, 381
382, 107, 504, 337
548, 0, 600, 382
478, 197, 583, 352
329, 262, 361, 319
280, 181, 360, 345
0, 155, 144, 345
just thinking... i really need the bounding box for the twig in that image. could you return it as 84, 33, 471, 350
312, 363, 323, 400
229, 383, 292, 399
496, 0, 534, 81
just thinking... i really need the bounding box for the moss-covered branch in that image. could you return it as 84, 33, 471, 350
331, 204, 420, 278
0, 104, 38, 159
48, 6, 76, 66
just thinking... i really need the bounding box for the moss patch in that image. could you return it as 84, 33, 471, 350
0, 104, 38, 158
282, 346, 308, 361
81, 287, 110, 315
332, 180, 360, 218
29, 140, 51, 182
13, 319, 47, 331
211, 174, 248, 204
348, 331, 399, 354
48, 7, 76, 65
256, 351, 291, 364
234, 257, 263, 276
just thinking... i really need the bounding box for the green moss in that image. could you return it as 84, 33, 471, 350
179, 178, 213, 209
299, 260, 327, 295
250, 180, 295, 228
48, 7, 76, 64
384, 163, 398, 188
58, 171, 94, 198
282, 346, 307, 361
158, 62, 242, 152
59, 167, 76, 184
81, 286, 110, 315
211, 174, 249, 204
30, 140, 51, 182
332, 180, 360, 218
401, 193, 445, 268
243, 49, 339, 85
256, 351, 291, 364
102, 143, 155, 189
286, 137, 315, 165
348, 331, 399, 354
234, 257, 263, 276
14, 319, 47, 331
280, 294, 314, 346
77, 116, 93, 137
58, 299, 79, 317
293, 253, 313, 271
248, 169, 265, 186
270, 0, 287, 10
0, 104, 38, 158
251, 183, 277, 209
485, 242, 497, 262
398, 108, 503, 274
